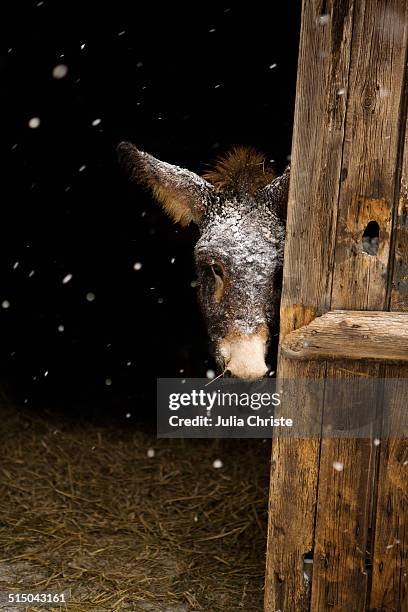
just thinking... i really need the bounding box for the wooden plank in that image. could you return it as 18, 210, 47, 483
370, 373, 408, 611
370, 13, 408, 605
331, 0, 408, 311
264, 1, 355, 610
281, 310, 408, 363
311, 2, 408, 610
310, 362, 380, 611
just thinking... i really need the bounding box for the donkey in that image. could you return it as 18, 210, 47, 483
117, 143, 290, 379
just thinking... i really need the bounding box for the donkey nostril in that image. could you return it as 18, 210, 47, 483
224, 369, 232, 378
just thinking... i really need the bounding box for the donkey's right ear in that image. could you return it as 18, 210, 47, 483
117, 142, 214, 227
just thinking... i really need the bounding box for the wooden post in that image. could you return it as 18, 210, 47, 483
264, 1, 408, 610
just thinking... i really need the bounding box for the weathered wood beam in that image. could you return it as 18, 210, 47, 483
265, 1, 408, 610
264, 1, 355, 609
281, 310, 408, 363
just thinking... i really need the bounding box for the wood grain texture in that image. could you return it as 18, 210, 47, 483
264, 1, 355, 610
310, 361, 381, 611
331, 0, 408, 311
281, 310, 408, 363
311, 2, 408, 609
370, 371, 408, 611
370, 6, 408, 602
266, 1, 408, 611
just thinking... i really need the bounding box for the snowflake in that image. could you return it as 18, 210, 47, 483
28, 117, 41, 129
52, 64, 68, 79
62, 273, 73, 284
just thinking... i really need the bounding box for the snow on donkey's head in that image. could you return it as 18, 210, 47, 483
118, 143, 289, 380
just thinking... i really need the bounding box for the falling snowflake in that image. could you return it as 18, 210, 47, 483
12, 262, 19, 270
62, 273, 73, 284
80, 43, 86, 50
28, 270, 35, 278
125, 412, 131, 419
337, 88, 346, 96
133, 262, 142, 270
147, 448, 155, 458
78, 164, 86, 172
373, 438, 381, 446
91, 118, 101, 126
1, 300, 10, 309
28, 117, 41, 129
213, 459, 223, 469
86, 292, 95, 302
57, 324, 64, 332
317, 14, 330, 25
105, 378, 112, 386
333, 461, 344, 472
52, 64, 68, 79
206, 369, 215, 379
269, 63, 277, 69
170, 257, 176, 264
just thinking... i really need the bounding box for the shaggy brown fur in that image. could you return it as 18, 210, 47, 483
203, 146, 276, 195
117, 142, 206, 226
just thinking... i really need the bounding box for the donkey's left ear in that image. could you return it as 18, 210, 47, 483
117, 142, 214, 227
261, 165, 290, 218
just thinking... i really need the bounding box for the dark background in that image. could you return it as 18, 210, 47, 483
1, 2, 301, 416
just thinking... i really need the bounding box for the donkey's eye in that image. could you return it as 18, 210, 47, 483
211, 263, 224, 279
208, 261, 225, 303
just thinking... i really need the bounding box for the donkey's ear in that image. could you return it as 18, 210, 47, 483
261, 165, 290, 218
117, 142, 214, 227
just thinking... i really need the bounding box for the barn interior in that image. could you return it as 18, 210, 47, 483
0, 2, 300, 610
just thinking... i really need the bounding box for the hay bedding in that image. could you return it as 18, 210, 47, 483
0, 400, 270, 611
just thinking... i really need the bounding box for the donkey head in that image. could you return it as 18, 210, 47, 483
118, 143, 289, 379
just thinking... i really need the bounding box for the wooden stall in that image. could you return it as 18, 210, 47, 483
264, 1, 408, 610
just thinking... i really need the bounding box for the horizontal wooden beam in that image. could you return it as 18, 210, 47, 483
281, 310, 408, 363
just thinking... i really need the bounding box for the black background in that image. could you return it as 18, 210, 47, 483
1, 2, 301, 416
